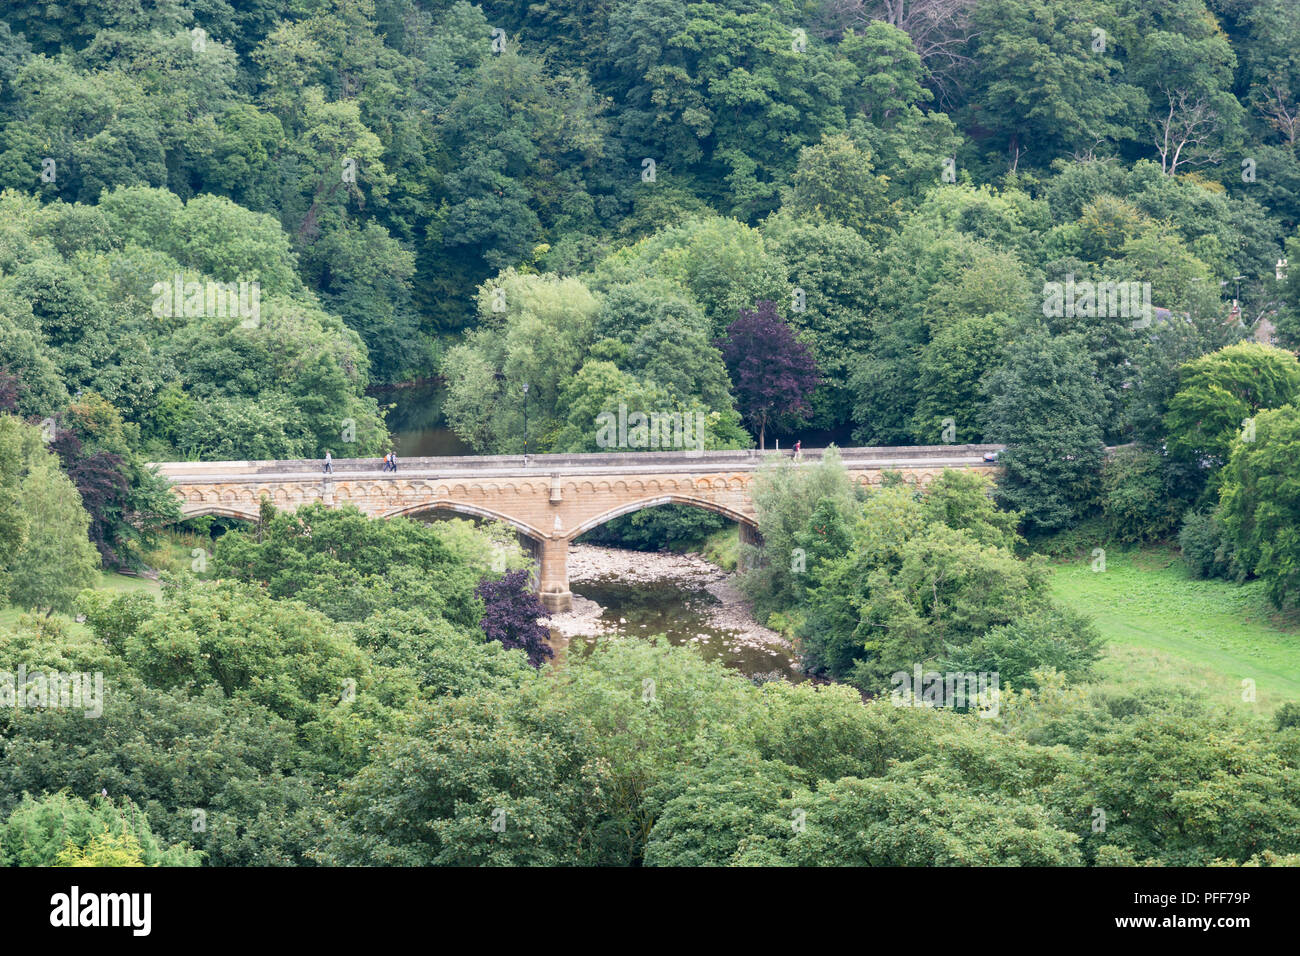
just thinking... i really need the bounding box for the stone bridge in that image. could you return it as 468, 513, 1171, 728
154, 445, 1002, 612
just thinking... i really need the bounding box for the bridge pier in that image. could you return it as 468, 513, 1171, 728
538, 538, 572, 613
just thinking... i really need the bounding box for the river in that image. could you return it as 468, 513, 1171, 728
550, 544, 801, 681
374, 381, 472, 457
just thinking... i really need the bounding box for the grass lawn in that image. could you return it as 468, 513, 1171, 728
0, 571, 159, 631
1050, 545, 1300, 717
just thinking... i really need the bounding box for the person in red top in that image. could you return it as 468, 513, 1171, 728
793, 440, 802, 460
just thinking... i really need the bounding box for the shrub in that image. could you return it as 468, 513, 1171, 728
1178, 509, 1233, 580
1275, 702, 1300, 732
941, 607, 1104, 689
0, 792, 201, 867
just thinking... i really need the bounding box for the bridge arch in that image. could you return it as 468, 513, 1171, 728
381, 500, 547, 542
178, 503, 261, 522
568, 494, 757, 541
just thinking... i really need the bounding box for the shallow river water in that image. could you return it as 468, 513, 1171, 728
549, 544, 802, 682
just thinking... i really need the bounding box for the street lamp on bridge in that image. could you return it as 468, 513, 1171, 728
522, 381, 530, 461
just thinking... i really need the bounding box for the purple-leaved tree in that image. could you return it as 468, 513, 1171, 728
716, 300, 820, 449
476, 569, 554, 667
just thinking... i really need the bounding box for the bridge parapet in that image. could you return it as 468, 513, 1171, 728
152, 444, 1004, 481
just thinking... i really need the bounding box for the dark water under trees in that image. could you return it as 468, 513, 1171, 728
374, 381, 472, 457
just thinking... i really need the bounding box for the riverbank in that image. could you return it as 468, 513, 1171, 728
549, 543, 799, 678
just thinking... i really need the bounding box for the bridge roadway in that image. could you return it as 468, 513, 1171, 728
154, 444, 1003, 612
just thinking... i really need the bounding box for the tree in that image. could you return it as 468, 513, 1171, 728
740, 446, 859, 612
604, 0, 858, 219
851, 213, 1033, 445
920, 468, 1023, 552
541, 637, 762, 864
734, 773, 1082, 866
49, 393, 180, 569
1177, 508, 1234, 580
963, 0, 1144, 169
441, 270, 602, 454
795, 471, 1053, 691
1123, 0, 1245, 178
941, 607, 1103, 689
595, 217, 790, 337
1164, 342, 1300, 467
1100, 445, 1183, 543
550, 360, 740, 454
2, 417, 98, 613
1126, 294, 1248, 453
1151, 86, 1234, 176
434, 42, 607, 289
747, 679, 935, 786
476, 570, 553, 668
0, 668, 325, 867
827, 0, 976, 101
642, 751, 794, 867
1071, 702, 1300, 864
213, 502, 483, 628
0, 416, 29, 604
761, 213, 879, 427
351, 608, 533, 698
846, 523, 1054, 690
1218, 404, 1300, 608
591, 278, 736, 413
0, 792, 200, 867
910, 313, 1012, 445
120, 579, 377, 718
717, 301, 820, 449
321, 690, 600, 866
55, 829, 150, 866
981, 331, 1109, 535
780, 134, 894, 239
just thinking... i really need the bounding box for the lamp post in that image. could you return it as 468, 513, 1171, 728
522, 382, 530, 460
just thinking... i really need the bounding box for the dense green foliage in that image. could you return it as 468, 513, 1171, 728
0, 791, 201, 866
742, 454, 1102, 694
0, 0, 1293, 477
5, 0, 1300, 871
0, 482, 1294, 868
0, 0, 1294, 560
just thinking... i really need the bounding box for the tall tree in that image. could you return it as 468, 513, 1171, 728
981, 331, 1108, 535
1163, 342, 1300, 467
716, 301, 819, 449
1217, 403, 1300, 608
4, 420, 99, 613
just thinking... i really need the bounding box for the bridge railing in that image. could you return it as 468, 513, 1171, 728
151, 444, 1005, 478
